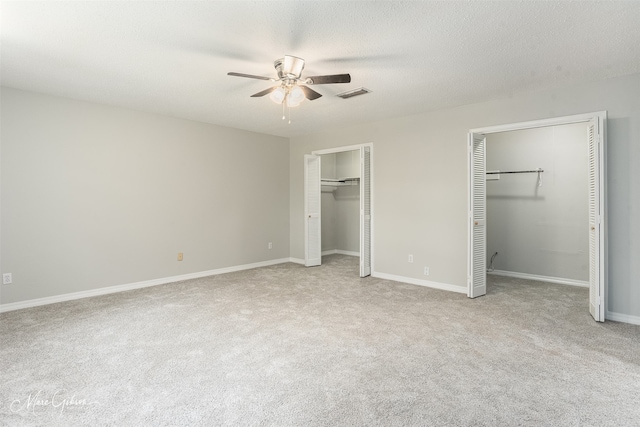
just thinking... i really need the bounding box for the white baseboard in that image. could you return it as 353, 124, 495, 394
12, 258, 635, 325
372, 271, 467, 294
336, 250, 359, 257
0, 258, 292, 313
321, 250, 360, 257
606, 311, 640, 325
488, 270, 589, 288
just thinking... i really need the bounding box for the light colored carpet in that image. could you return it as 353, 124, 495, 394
1, 254, 639, 426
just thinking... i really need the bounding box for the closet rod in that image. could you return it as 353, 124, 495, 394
486, 169, 543, 175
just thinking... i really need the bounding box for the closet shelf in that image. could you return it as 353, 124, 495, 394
486, 169, 543, 175
321, 177, 359, 193
321, 177, 359, 185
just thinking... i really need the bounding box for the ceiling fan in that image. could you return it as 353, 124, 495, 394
227, 55, 351, 115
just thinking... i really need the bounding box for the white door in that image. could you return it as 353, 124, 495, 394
468, 133, 487, 298
304, 155, 321, 267
588, 119, 605, 321
359, 146, 371, 277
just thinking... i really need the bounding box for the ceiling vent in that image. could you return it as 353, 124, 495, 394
336, 87, 371, 99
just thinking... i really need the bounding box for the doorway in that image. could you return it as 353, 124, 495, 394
320, 150, 360, 260
485, 123, 590, 287
304, 144, 373, 277
468, 112, 607, 321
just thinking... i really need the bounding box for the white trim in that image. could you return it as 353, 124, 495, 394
312, 142, 373, 156
370, 146, 375, 276
288, 257, 306, 265
337, 250, 359, 257
321, 249, 360, 257
606, 311, 640, 326
372, 272, 467, 294
470, 111, 606, 134
0, 258, 292, 313
488, 270, 589, 288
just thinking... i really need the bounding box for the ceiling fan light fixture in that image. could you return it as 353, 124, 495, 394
287, 85, 305, 107
270, 87, 286, 104
228, 55, 352, 123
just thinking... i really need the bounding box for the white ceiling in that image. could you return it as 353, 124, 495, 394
2, 1, 640, 138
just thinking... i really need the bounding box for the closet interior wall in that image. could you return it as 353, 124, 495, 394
486, 123, 590, 283
321, 151, 360, 256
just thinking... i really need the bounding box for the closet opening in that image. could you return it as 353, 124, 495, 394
320, 150, 360, 264
468, 112, 607, 322
304, 144, 373, 277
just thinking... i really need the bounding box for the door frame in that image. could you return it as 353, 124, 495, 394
467, 112, 607, 320
311, 143, 374, 275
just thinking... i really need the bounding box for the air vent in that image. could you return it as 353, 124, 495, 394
336, 87, 371, 99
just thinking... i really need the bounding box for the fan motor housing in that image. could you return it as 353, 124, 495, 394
275, 56, 305, 79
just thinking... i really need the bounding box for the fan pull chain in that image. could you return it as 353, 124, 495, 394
282, 101, 285, 121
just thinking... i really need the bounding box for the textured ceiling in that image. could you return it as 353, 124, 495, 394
2, 1, 640, 138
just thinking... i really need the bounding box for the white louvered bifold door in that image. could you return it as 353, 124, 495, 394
359, 146, 371, 277
304, 155, 322, 267
468, 133, 487, 298
587, 120, 604, 321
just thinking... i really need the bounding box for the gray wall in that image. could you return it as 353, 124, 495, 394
486, 123, 589, 281
321, 153, 336, 180
334, 185, 360, 254
321, 153, 338, 252
334, 150, 360, 254
320, 187, 360, 254
290, 72, 640, 318
1, 88, 290, 305
3, 72, 639, 319
321, 191, 337, 252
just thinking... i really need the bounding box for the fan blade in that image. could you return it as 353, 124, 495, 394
299, 85, 322, 100
305, 74, 351, 84
250, 87, 278, 97
228, 72, 274, 81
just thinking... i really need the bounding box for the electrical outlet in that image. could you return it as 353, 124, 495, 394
268, 242, 273, 249
424, 267, 430, 276
3, 273, 12, 285
408, 254, 414, 263
177, 252, 183, 261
